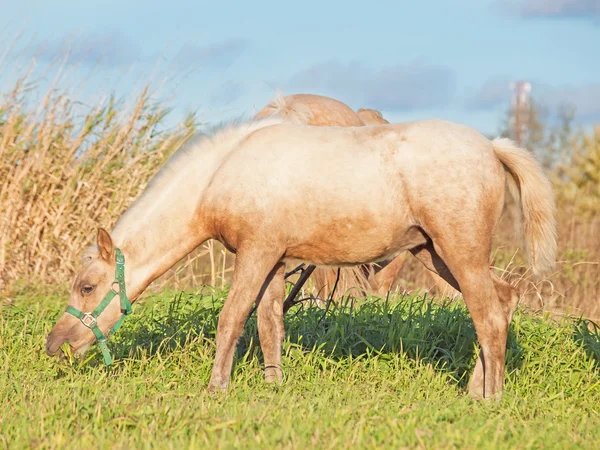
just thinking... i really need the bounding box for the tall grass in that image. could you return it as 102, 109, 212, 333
0, 78, 196, 290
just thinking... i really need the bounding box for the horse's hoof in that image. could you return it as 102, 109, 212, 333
468, 377, 485, 400
208, 380, 229, 395
264, 367, 283, 384
468, 383, 503, 401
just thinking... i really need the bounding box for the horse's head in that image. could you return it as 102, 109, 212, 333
356, 108, 389, 126
46, 228, 126, 359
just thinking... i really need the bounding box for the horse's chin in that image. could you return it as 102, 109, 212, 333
46, 333, 93, 361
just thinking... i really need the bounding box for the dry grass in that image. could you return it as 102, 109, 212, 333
0, 78, 196, 291
1, 78, 598, 321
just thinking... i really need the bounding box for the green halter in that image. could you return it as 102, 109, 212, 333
65, 248, 132, 365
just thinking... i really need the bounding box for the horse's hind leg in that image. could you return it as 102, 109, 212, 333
468, 274, 519, 398
411, 240, 516, 399
411, 242, 518, 318
410, 243, 460, 291
208, 247, 283, 393
369, 253, 408, 295
257, 262, 286, 383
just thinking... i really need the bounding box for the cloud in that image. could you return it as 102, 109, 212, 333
467, 77, 600, 120
541, 83, 600, 119
496, 0, 600, 21
16, 34, 249, 72
285, 60, 456, 111
172, 38, 248, 70
22, 31, 141, 67
209, 80, 246, 105
466, 77, 513, 110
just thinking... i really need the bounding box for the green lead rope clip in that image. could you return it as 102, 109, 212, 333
65, 248, 132, 365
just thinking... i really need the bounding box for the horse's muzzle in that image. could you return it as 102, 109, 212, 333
45, 328, 69, 358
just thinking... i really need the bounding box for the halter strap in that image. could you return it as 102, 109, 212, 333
65, 248, 132, 365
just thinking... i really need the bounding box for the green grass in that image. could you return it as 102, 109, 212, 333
1, 288, 599, 449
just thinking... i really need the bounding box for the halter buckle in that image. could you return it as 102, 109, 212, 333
81, 312, 97, 328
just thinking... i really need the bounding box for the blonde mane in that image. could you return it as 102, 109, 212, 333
146, 118, 283, 195
112, 117, 284, 241
256, 91, 314, 124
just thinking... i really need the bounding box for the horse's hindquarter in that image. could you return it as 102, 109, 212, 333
392, 120, 507, 244
203, 121, 505, 264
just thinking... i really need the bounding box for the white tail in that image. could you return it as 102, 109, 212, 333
492, 138, 557, 276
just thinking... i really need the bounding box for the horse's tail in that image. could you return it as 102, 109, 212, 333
492, 138, 557, 276
255, 91, 313, 125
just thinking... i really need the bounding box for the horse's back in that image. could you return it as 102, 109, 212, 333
287, 94, 365, 126
246, 119, 497, 168
203, 119, 506, 259
206, 122, 397, 216
209, 119, 503, 208
256, 93, 364, 127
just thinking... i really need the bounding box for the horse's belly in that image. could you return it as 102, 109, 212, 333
284, 215, 418, 266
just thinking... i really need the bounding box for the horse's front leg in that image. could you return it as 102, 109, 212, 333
208, 247, 283, 393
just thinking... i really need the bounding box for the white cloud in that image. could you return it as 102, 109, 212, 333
286, 60, 456, 111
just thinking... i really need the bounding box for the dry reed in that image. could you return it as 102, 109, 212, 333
0, 78, 195, 290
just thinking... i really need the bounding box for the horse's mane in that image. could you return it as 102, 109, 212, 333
259, 90, 314, 124
148, 117, 282, 192
110, 116, 284, 242
356, 108, 383, 117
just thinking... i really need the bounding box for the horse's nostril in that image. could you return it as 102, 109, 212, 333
46, 340, 57, 357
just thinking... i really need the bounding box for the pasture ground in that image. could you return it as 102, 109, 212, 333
1, 288, 599, 449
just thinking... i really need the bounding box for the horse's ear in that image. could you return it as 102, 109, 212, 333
97, 228, 114, 262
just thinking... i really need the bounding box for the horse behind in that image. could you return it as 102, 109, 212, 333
256, 93, 413, 297
46, 117, 556, 400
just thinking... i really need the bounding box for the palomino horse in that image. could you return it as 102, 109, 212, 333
256, 93, 408, 297
46, 117, 557, 399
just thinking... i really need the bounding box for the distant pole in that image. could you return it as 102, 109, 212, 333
509, 81, 531, 147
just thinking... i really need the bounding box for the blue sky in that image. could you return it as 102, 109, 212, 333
1, 0, 599, 134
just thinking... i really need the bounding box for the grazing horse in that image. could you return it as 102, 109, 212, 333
256, 93, 409, 297
46, 117, 557, 399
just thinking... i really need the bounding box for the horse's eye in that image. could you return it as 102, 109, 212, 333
81, 285, 95, 296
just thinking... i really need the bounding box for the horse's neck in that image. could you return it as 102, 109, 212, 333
113, 201, 209, 301
110, 142, 226, 298
108, 119, 282, 299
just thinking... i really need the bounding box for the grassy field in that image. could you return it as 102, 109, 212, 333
1, 288, 599, 449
